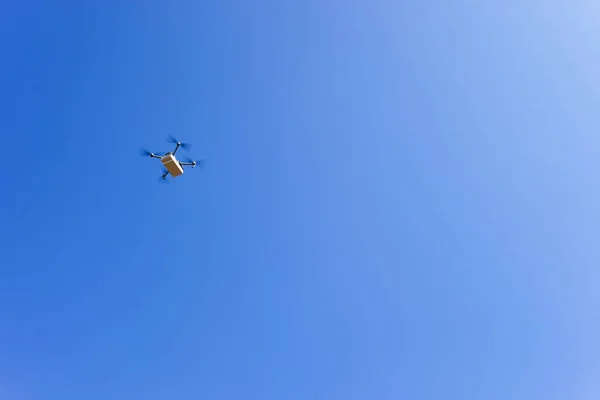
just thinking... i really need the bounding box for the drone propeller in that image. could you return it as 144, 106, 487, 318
167, 135, 192, 151
140, 148, 164, 157
157, 167, 170, 183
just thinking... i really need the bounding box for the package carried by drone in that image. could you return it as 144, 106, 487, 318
161, 153, 184, 177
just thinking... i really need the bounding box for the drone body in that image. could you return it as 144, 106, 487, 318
141, 136, 202, 181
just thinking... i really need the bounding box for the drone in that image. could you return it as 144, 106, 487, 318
140, 135, 203, 181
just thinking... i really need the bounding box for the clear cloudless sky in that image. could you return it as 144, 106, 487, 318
1, 1, 600, 399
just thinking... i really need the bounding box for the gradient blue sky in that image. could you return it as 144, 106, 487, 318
2, 1, 600, 399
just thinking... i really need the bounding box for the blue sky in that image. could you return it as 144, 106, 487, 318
2, 1, 600, 399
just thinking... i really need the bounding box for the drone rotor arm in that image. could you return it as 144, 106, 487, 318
140, 148, 165, 159
179, 157, 203, 168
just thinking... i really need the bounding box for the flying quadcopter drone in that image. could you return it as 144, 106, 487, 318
140, 135, 203, 181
